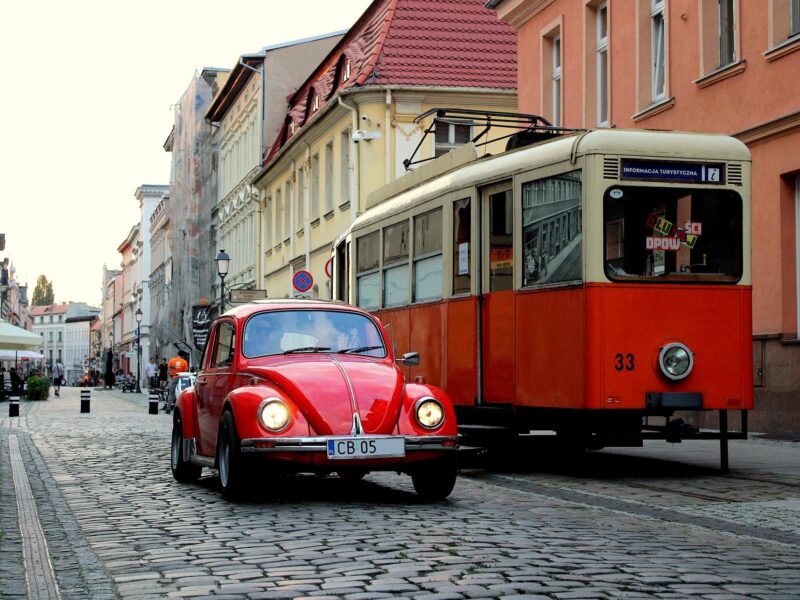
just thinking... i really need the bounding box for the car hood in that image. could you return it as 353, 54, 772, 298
246, 355, 404, 436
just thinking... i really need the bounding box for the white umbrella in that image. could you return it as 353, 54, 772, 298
0, 319, 43, 350
0, 349, 44, 360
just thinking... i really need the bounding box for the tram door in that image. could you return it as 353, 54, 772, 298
479, 181, 515, 405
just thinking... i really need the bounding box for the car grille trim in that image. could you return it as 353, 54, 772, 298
240, 435, 458, 453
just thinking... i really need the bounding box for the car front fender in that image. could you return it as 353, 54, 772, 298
224, 385, 311, 440
175, 387, 198, 440
397, 383, 458, 437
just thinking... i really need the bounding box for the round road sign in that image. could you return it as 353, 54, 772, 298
293, 270, 314, 293
324, 258, 333, 279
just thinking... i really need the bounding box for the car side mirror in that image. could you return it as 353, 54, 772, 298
397, 352, 420, 366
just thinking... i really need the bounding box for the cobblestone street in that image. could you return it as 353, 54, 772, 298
1, 387, 799, 599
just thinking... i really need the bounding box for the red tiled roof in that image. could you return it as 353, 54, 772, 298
264, 0, 516, 164
30, 304, 69, 316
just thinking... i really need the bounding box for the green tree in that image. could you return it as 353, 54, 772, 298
31, 275, 54, 306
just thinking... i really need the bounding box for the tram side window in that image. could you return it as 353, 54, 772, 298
453, 198, 471, 294
356, 232, 380, 309
521, 170, 583, 287
414, 208, 443, 302
603, 186, 743, 283
383, 221, 410, 307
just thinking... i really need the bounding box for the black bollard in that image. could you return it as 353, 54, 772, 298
80, 389, 91, 413
148, 393, 159, 415
9, 397, 19, 417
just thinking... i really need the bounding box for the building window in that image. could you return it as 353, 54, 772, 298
276, 188, 283, 243
718, 0, 736, 67
283, 182, 291, 240
340, 130, 351, 206
288, 178, 299, 233
651, 0, 666, 101
542, 23, 563, 126
325, 141, 334, 214
311, 154, 320, 220
49, 331, 53, 342
58, 331, 62, 342
265, 196, 273, 249
356, 232, 380, 310
413, 209, 443, 302
435, 122, 472, 157
596, 3, 609, 126
383, 221, 409, 307
796, 176, 800, 337
345, 60, 351, 80
793, 0, 800, 37
552, 35, 563, 126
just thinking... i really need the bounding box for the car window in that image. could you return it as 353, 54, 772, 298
243, 310, 387, 358
212, 322, 236, 368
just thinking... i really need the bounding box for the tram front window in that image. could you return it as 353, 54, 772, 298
603, 186, 742, 283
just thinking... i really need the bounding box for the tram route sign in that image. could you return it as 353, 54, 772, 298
621, 159, 725, 184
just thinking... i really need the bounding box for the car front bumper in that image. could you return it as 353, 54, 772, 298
239, 434, 458, 453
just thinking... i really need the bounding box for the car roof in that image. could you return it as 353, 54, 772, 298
222, 299, 367, 320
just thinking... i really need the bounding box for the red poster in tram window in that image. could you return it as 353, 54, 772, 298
490, 247, 513, 269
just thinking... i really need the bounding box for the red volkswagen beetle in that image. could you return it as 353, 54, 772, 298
171, 299, 458, 500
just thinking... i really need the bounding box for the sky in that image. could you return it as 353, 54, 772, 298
0, 0, 372, 308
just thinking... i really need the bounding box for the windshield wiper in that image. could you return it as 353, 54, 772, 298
337, 345, 384, 354
283, 346, 331, 354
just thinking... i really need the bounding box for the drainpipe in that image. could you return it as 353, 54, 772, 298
302, 143, 312, 278
338, 94, 359, 223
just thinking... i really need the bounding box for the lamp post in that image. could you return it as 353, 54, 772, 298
215, 249, 231, 315
135, 308, 143, 394
107, 330, 114, 389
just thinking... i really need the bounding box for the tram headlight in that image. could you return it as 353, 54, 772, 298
258, 398, 292, 432
658, 343, 694, 381
415, 397, 445, 429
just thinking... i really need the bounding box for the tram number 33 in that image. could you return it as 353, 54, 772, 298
614, 353, 635, 371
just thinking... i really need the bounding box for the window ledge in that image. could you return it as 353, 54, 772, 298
764, 35, 800, 62
693, 60, 746, 89
265, 249, 272, 257
781, 336, 800, 346
283, 238, 290, 246
338, 201, 351, 212
273, 244, 282, 253
632, 96, 675, 122
311, 218, 321, 229
324, 210, 335, 221
296, 228, 304, 238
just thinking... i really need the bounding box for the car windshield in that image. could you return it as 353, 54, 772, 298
243, 309, 387, 358
604, 186, 742, 283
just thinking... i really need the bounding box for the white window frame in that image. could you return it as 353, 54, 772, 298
596, 3, 609, 127
552, 35, 563, 126
435, 122, 473, 157
651, 0, 666, 102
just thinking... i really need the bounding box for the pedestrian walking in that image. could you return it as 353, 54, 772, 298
158, 358, 168, 388
165, 351, 189, 413
145, 358, 157, 389
52, 359, 64, 397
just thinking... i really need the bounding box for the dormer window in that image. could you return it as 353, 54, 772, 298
290, 121, 296, 135
344, 60, 351, 81
313, 95, 320, 112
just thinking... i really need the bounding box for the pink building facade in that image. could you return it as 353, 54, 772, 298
489, 0, 800, 431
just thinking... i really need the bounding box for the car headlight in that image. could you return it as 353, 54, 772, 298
258, 398, 291, 432
658, 343, 694, 381
415, 397, 445, 429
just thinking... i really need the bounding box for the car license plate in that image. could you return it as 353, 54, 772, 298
326, 437, 405, 460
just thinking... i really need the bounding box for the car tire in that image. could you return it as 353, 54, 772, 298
171, 413, 202, 483
218, 411, 248, 501
411, 456, 457, 501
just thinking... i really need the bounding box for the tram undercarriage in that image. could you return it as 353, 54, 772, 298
456, 405, 748, 472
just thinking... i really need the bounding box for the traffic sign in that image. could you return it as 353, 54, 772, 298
324, 258, 333, 279
292, 270, 314, 293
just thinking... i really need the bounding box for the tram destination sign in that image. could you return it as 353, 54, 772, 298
621, 159, 725, 184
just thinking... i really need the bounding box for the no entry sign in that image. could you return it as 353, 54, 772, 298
293, 270, 314, 293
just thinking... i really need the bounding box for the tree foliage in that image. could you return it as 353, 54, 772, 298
31, 275, 54, 306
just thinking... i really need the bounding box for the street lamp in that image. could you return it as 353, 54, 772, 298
135, 308, 143, 394
215, 249, 231, 314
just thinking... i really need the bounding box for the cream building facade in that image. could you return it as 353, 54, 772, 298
253, 0, 519, 299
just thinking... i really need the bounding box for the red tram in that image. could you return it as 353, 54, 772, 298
332, 116, 752, 467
